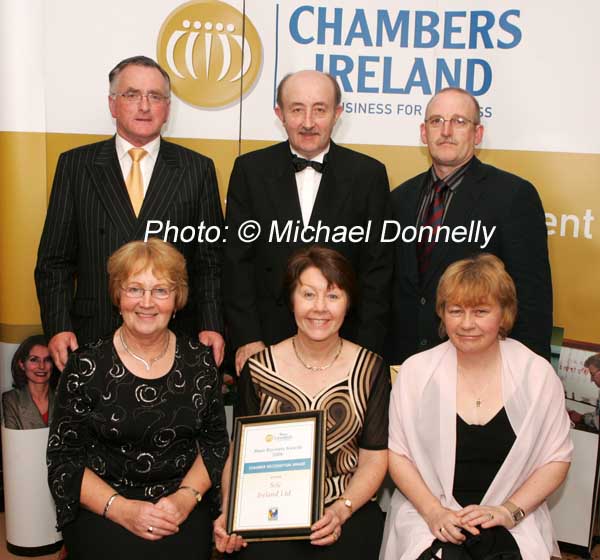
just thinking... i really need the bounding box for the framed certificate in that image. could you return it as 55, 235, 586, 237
226, 410, 326, 541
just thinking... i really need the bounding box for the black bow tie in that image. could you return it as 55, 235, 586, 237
291, 155, 327, 173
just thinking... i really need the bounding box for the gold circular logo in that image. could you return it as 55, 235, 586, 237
265, 434, 273, 442
157, 0, 262, 108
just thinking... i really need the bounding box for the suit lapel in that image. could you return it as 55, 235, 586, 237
424, 158, 486, 286
88, 137, 137, 235
264, 142, 303, 245
135, 139, 182, 236
400, 175, 427, 289
309, 141, 350, 229
392, 171, 429, 290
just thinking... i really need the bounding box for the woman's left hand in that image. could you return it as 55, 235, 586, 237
310, 501, 349, 546
458, 504, 514, 530
155, 491, 197, 526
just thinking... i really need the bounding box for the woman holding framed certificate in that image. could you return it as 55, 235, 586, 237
214, 246, 390, 559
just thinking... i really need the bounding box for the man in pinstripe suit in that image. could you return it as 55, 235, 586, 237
35, 56, 225, 370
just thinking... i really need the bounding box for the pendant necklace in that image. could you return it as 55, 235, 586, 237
292, 337, 343, 371
460, 372, 494, 408
119, 328, 170, 371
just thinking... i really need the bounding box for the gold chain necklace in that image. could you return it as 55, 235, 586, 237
119, 328, 170, 371
292, 337, 343, 372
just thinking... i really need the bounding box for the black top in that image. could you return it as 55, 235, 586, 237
453, 408, 516, 507
236, 346, 390, 503
47, 335, 229, 530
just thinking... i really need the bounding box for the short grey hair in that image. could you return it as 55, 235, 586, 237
425, 87, 481, 125
108, 55, 171, 95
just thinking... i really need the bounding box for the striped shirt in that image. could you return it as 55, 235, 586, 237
415, 158, 474, 226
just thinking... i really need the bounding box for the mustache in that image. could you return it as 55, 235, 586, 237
435, 139, 458, 146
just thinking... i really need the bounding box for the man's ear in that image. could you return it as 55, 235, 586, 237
274, 105, 284, 123
474, 124, 485, 146
109, 95, 117, 119
334, 104, 343, 122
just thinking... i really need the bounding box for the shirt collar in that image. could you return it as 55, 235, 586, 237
290, 144, 330, 164
115, 134, 161, 163
430, 157, 474, 191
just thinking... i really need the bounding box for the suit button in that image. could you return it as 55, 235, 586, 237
420, 297, 426, 306
419, 339, 428, 347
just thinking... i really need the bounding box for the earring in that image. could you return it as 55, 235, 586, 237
172, 311, 176, 319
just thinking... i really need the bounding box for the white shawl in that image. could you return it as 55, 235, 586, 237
379, 339, 573, 560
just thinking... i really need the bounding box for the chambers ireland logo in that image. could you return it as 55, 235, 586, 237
157, 0, 262, 108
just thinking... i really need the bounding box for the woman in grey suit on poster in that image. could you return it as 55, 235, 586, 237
3, 335, 56, 430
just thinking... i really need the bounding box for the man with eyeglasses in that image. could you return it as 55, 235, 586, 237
385, 86, 552, 364
35, 55, 225, 371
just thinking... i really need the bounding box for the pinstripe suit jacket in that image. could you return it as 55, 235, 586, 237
35, 137, 224, 344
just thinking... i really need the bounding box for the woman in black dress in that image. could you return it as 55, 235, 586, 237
47, 239, 228, 560
214, 246, 390, 560
380, 254, 572, 560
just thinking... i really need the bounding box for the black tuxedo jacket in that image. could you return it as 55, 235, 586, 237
385, 157, 552, 364
223, 140, 391, 354
35, 137, 224, 344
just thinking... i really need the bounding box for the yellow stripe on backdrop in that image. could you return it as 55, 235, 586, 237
0, 132, 47, 340
2, 132, 598, 345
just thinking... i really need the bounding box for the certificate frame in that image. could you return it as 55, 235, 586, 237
226, 410, 326, 541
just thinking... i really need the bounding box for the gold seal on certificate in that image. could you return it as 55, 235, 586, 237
226, 411, 326, 541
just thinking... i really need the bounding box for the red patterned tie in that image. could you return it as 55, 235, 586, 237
417, 179, 447, 282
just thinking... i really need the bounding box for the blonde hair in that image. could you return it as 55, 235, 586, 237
436, 254, 517, 339
107, 239, 188, 310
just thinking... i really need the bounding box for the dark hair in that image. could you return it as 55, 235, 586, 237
276, 71, 342, 108
283, 246, 357, 309
584, 354, 600, 370
425, 87, 481, 125
11, 335, 52, 389
109, 55, 171, 94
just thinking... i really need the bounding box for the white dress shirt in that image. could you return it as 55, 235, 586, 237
293, 146, 328, 226
115, 134, 160, 195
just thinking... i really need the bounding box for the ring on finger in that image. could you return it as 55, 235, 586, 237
147, 526, 154, 534
488, 513, 494, 521
333, 530, 339, 541
440, 527, 445, 533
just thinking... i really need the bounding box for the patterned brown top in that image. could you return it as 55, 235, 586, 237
236, 345, 390, 504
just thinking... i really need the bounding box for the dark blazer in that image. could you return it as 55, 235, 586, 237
385, 157, 552, 364
35, 137, 224, 345
223, 140, 391, 354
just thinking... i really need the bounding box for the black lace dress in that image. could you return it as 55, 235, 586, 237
47, 336, 229, 560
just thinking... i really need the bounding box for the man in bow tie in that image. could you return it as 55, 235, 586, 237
35, 55, 225, 370
224, 70, 392, 373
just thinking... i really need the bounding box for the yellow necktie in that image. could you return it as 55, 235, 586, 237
126, 148, 147, 216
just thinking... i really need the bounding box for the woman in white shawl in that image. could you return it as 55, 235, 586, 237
380, 254, 572, 560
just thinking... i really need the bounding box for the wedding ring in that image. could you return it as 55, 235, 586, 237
440, 527, 445, 533
333, 530, 339, 540
147, 526, 154, 533
488, 513, 494, 521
